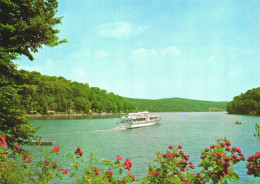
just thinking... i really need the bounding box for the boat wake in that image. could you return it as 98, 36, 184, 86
91, 127, 127, 132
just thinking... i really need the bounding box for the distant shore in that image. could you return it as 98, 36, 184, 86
26, 112, 126, 118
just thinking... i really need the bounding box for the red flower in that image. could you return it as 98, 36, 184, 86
178, 145, 183, 149
22, 154, 28, 160
116, 155, 122, 164
106, 170, 113, 176
0, 136, 7, 147
95, 170, 100, 175
44, 160, 50, 166
63, 169, 68, 175
224, 157, 230, 162
225, 141, 231, 146
132, 174, 136, 181
189, 164, 195, 169
168, 145, 173, 149
28, 158, 33, 163
52, 162, 58, 169
14, 145, 20, 151
247, 156, 255, 162
123, 158, 132, 171
236, 148, 241, 153
54, 146, 60, 153
116, 155, 122, 160
210, 145, 214, 149
74, 147, 83, 156
254, 152, 260, 159
204, 148, 210, 152
225, 147, 231, 151
79, 150, 83, 156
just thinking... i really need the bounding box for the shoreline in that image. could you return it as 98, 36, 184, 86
26, 112, 126, 118
26, 111, 227, 118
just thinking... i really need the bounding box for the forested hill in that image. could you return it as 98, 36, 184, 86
14, 69, 228, 114
15, 70, 136, 114
227, 87, 260, 115
123, 97, 228, 112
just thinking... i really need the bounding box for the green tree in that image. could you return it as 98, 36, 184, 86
0, 0, 67, 146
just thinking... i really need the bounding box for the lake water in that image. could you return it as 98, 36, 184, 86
27, 112, 260, 183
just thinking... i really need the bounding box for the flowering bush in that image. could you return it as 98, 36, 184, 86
0, 134, 258, 184
246, 152, 260, 177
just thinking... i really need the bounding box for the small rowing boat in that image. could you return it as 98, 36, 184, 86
29, 140, 56, 145
235, 120, 242, 124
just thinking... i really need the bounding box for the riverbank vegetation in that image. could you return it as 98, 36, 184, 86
124, 97, 228, 112
14, 69, 136, 115
227, 87, 260, 116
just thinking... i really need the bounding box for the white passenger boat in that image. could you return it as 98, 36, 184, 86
117, 111, 161, 129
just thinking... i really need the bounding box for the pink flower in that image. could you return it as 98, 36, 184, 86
178, 145, 183, 149
168, 145, 173, 149
54, 146, 60, 153
0, 136, 7, 147
14, 145, 20, 151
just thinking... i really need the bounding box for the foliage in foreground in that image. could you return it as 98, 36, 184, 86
1, 136, 259, 184
0, 0, 67, 147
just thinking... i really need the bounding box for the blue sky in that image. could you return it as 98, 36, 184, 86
16, 0, 260, 101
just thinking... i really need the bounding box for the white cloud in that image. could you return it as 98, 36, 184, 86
131, 48, 158, 62
72, 68, 86, 78
97, 21, 148, 38
94, 50, 108, 58
208, 56, 216, 62
160, 46, 181, 56
228, 69, 243, 76
73, 50, 90, 59
46, 60, 53, 65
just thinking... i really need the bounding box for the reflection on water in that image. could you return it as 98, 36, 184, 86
28, 114, 123, 120
27, 112, 260, 184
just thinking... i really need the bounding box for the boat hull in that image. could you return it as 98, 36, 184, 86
118, 119, 160, 129
29, 140, 56, 145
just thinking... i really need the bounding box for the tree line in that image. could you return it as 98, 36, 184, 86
15, 70, 136, 114
123, 97, 228, 112
227, 87, 260, 115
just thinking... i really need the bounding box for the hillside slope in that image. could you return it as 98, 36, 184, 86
123, 97, 228, 112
